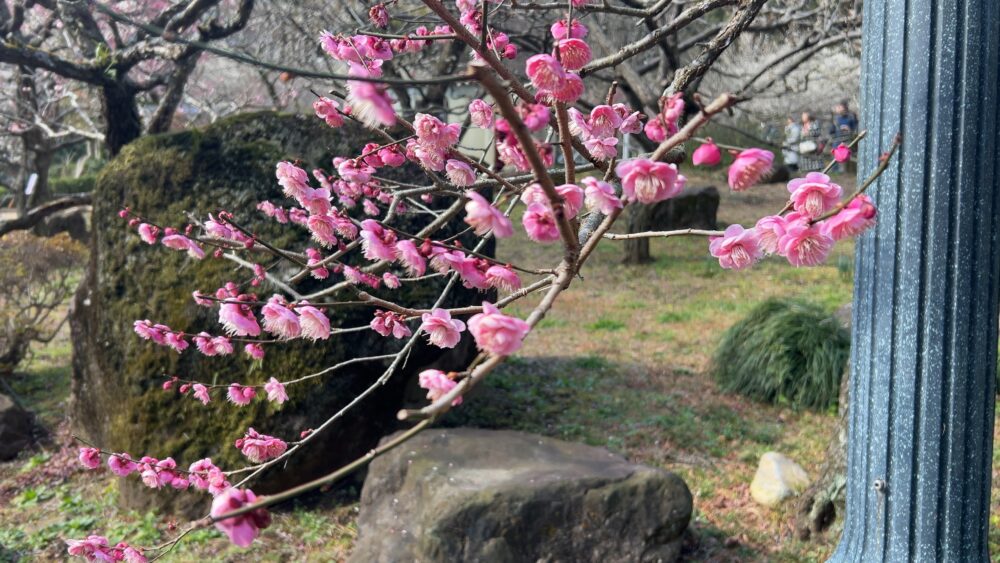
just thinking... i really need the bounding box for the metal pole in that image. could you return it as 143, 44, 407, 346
832, 0, 1000, 561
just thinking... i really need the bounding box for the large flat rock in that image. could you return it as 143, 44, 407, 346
350, 428, 693, 563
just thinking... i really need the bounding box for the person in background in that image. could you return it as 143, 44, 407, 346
832, 100, 859, 136
829, 101, 858, 172
783, 116, 801, 172
799, 112, 824, 171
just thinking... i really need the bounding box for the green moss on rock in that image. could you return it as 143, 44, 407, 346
71, 112, 480, 514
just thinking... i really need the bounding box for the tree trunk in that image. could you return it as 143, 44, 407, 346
623, 205, 653, 264
101, 82, 142, 156
14, 66, 52, 215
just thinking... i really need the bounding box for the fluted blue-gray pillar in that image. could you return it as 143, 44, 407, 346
831, 0, 1000, 561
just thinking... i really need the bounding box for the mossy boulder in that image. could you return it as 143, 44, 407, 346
70, 112, 482, 514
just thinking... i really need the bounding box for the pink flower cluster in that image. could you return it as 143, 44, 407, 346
524, 21, 590, 103
567, 104, 643, 161
66, 536, 147, 562
126, 213, 209, 260
371, 310, 412, 339
406, 113, 466, 176
708, 173, 876, 270
455, 0, 517, 59
235, 428, 288, 463
78, 447, 231, 494
520, 182, 585, 242
644, 93, 684, 143
135, 285, 332, 358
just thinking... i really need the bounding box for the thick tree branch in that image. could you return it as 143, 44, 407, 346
0, 193, 92, 238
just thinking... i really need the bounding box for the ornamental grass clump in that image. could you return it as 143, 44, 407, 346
712, 298, 849, 410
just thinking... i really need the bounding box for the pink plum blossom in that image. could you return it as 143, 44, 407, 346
588, 105, 622, 138
644, 117, 666, 142
522, 203, 560, 242
754, 214, 788, 255
219, 301, 261, 337
228, 383, 256, 406
446, 159, 476, 186
66, 535, 111, 560
418, 369, 462, 406
163, 331, 189, 353
108, 453, 137, 476
161, 233, 205, 259
245, 343, 265, 360
383, 272, 401, 288
727, 148, 774, 191
468, 302, 530, 356
261, 295, 301, 339
137, 223, 159, 244
296, 303, 331, 340
550, 73, 584, 103
567, 107, 593, 140
709, 225, 763, 270
582, 177, 623, 214
778, 217, 834, 267
832, 143, 851, 163
348, 80, 396, 127
520, 103, 551, 132
78, 447, 101, 469
193, 384, 211, 405
236, 428, 288, 463
188, 458, 227, 492
312, 97, 344, 128
469, 99, 494, 128
464, 191, 513, 238
395, 239, 427, 277
264, 377, 289, 404
420, 308, 466, 348
276, 161, 310, 199
820, 194, 877, 240
369, 3, 390, 27
615, 158, 683, 204
525, 54, 565, 91
210, 487, 271, 547
584, 137, 618, 161
414, 113, 461, 149
360, 219, 398, 261
370, 310, 412, 338
788, 172, 843, 219
485, 265, 521, 292
692, 139, 722, 166
550, 18, 587, 40
556, 38, 591, 70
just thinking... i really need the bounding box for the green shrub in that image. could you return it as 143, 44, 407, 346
711, 298, 849, 410
49, 174, 97, 195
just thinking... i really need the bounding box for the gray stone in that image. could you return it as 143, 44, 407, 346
646, 185, 719, 232
750, 451, 810, 507
350, 428, 693, 563
0, 393, 34, 460
762, 164, 792, 184
33, 205, 91, 242
623, 186, 720, 264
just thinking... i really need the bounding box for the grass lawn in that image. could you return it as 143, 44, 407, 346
3, 171, 997, 561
